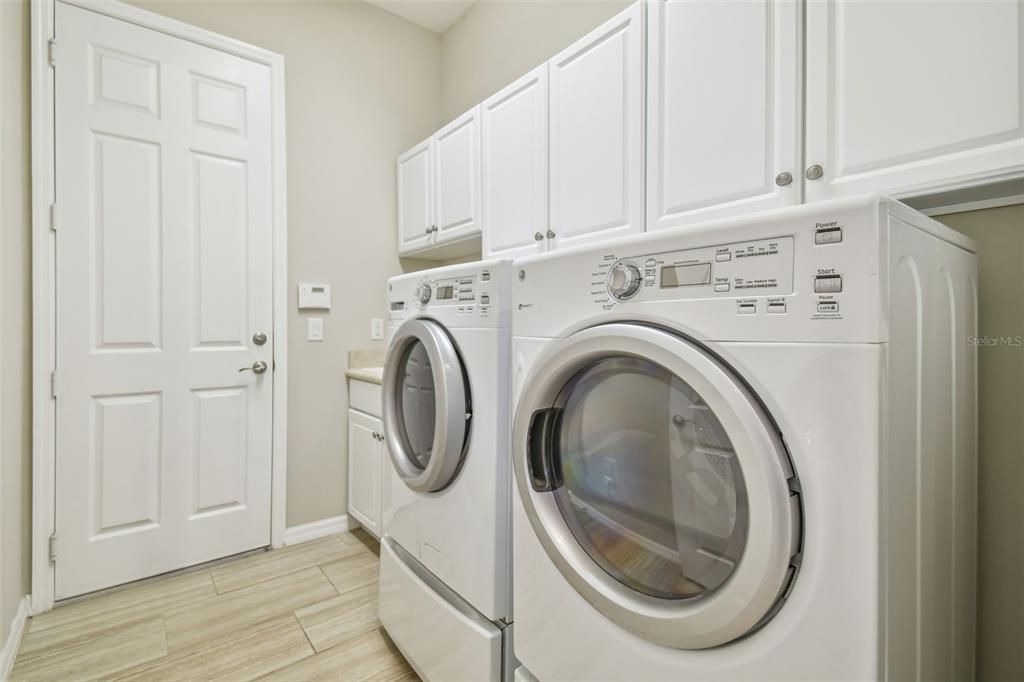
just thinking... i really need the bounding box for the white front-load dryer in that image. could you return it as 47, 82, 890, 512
510, 196, 978, 681
378, 260, 516, 682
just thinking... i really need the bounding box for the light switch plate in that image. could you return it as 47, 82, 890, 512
298, 283, 331, 310
308, 317, 324, 342
370, 318, 384, 340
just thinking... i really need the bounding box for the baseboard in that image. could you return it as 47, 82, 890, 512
283, 514, 351, 546
0, 595, 30, 682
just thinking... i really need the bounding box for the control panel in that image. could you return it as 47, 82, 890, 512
595, 236, 795, 308
391, 267, 497, 318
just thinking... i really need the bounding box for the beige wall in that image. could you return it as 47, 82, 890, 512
121, 0, 442, 527
440, 0, 631, 122
1, 0, 32, 646
941, 204, 1024, 682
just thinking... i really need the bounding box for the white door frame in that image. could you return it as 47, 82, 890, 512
29, 0, 289, 614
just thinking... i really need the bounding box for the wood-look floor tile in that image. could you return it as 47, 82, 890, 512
257, 627, 414, 682
107, 615, 314, 682
211, 536, 357, 594
164, 566, 337, 653
319, 549, 378, 596
9, 619, 168, 682
19, 571, 216, 658
295, 580, 379, 653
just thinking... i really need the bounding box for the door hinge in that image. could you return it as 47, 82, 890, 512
49, 534, 58, 562
49, 203, 57, 232
50, 370, 58, 398
48, 39, 57, 67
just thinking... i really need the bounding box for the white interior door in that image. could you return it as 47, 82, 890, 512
433, 106, 481, 244
548, 2, 644, 250
481, 65, 550, 259
397, 139, 433, 254
646, 0, 802, 229
54, 1, 275, 599
804, 0, 1024, 200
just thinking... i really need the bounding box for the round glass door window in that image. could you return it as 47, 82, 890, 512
395, 340, 436, 469
551, 356, 749, 600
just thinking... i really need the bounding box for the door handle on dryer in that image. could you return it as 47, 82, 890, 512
526, 408, 564, 492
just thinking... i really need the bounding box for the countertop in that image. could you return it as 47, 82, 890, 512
346, 348, 385, 385
345, 366, 383, 384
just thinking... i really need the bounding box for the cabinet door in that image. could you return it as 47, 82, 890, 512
482, 65, 550, 258
548, 2, 644, 250
397, 139, 433, 255
434, 106, 482, 245
347, 409, 382, 537
805, 0, 1023, 201
646, 0, 801, 230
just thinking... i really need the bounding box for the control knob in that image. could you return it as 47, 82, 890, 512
608, 261, 643, 300
417, 283, 432, 305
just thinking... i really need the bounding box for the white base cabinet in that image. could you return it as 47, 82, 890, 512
347, 403, 383, 538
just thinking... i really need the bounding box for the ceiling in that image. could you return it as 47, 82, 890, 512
364, 0, 478, 33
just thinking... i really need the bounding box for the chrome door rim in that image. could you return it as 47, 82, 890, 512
513, 323, 800, 649
383, 318, 469, 492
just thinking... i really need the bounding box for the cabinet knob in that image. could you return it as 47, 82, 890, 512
546, 229, 556, 239
774, 171, 793, 187
430, 225, 438, 233
534, 231, 544, 241
805, 164, 824, 181
424, 227, 431, 235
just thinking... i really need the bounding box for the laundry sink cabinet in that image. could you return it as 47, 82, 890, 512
347, 378, 384, 538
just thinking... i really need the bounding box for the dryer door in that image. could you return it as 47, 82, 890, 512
383, 318, 470, 492
513, 323, 801, 649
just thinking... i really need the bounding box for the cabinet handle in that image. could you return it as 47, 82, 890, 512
546, 229, 556, 239
774, 171, 793, 187
534, 232, 544, 241
805, 164, 824, 181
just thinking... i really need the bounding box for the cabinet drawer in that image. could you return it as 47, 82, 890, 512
349, 379, 382, 417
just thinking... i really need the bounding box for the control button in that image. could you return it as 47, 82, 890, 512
767, 301, 787, 314
607, 261, 643, 301
817, 301, 839, 313
714, 283, 731, 293
481, 271, 490, 282
737, 302, 757, 315
480, 294, 490, 305
715, 252, 732, 262
815, 228, 843, 245
814, 275, 843, 293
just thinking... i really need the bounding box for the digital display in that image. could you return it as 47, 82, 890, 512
661, 262, 712, 288
437, 285, 455, 300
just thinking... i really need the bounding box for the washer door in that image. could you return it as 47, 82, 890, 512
383, 318, 470, 492
513, 323, 801, 649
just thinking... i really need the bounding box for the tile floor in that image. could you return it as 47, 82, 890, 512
9, 530, 417, 681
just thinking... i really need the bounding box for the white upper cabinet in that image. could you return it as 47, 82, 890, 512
397, 139, 432, 254
397, 106, 482, 259
805, 0, 1024, 201
434, 107, 481, 243
548, 2, 644, 250
482, 65, 550, 259
646, 0, 802, 230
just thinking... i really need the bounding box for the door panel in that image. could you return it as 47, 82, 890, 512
481, 65, 549, 258
55, 2, 275, 598
433, 107, 481, 244
549, 3, 644, 249
397, 140, 433, 254
646, 0, 801, 229
348, 409, 382, 537
805, 0, 1024, 200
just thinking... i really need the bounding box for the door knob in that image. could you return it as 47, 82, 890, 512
239, 361, 268, 374
252, 332, 267, 346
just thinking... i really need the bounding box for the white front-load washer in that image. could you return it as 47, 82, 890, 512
378, 260, 516, 682
510, 196, 978, 681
